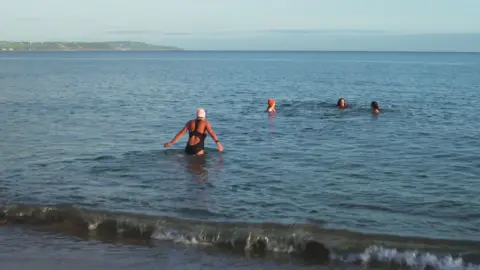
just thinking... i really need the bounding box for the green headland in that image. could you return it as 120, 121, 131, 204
0, 41, 183, 51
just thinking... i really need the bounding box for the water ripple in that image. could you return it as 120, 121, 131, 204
1, 51, 480, 244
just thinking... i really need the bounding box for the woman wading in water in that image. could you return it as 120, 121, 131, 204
164, 108, 224, 155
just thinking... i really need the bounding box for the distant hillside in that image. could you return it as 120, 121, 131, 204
0, 41, 183, 51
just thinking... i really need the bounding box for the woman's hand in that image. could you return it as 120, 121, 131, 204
164, 142, 173, 148
216, 142, 224, 152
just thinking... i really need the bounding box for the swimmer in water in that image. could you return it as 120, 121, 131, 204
336, 98, 348, 109
164, 108, 224, 155
267, 99, 276, 112
371, 101, 380, 114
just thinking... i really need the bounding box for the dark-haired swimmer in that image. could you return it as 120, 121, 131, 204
164, 108, 224, 155
267, 99, 276, 112
336, 98, 348, 109
371, 101, 380, 114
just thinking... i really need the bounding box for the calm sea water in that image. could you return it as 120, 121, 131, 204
1, 51, 480, 270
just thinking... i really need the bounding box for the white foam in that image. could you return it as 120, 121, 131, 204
41, 207, 53, 212
148, 227, 480, 270
88, 221, 99, 230
151, 228, 210, 246
339, 245, 480, 270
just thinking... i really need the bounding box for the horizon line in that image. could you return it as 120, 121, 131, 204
2, 49, 480, 54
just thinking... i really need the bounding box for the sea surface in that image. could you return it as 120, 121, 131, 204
1, 51, 480, 270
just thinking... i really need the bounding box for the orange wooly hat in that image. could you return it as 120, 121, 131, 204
268, 99, 276, 107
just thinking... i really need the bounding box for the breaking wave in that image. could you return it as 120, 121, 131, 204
1, 203, 479, 270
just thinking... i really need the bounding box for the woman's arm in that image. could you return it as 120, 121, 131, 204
164, 121, 189, 148
205, 122, 224, 152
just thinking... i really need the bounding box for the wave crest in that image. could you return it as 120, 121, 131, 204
1, 203, 479, 269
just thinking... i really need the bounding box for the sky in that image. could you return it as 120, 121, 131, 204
1, 0, 480, 51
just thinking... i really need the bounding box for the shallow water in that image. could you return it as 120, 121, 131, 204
1, 51, 480, 269
0, 226, 314, 270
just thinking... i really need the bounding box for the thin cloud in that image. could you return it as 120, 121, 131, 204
105, 30, 193, 36
263, 29, 388, 35
103, 28, 391, 39
106, 30, 158, 35
189, 29, 388, 35
190, 29, 390, 37
162, 32, 193, 36
16, 17, 41, 21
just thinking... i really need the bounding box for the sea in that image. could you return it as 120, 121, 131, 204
1, 51, 479, 270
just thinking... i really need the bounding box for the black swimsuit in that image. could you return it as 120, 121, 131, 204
185, 120, 207, 155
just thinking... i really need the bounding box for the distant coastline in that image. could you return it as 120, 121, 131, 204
1, 41, 478, 53
0, 41, 183, 52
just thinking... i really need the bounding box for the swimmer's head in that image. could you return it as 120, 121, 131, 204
337, 98, 346, 108
196, 108, 206, 119
371, 101, 379, 110
268, 99, 276, 108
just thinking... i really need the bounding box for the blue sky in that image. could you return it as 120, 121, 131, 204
1, 0, 479, 51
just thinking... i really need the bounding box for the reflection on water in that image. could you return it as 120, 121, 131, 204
185, 155, 208, 182
182, 153, 225, 217
183, 152, 224, 183
268, 112, 276, 133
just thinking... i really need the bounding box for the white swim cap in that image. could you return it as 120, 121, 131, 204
196, 108, 206, 118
